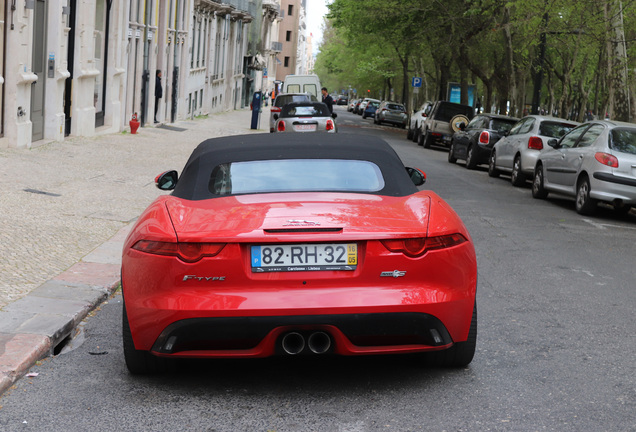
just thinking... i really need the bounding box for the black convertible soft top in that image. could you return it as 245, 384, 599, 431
172, 133, 418, 200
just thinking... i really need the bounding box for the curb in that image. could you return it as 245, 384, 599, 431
0, 223, 129, 395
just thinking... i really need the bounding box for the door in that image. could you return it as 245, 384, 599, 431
30, 0, 47, 142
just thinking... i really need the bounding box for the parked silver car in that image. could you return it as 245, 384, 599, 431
488, 115, 578, 186
273, 102, 337, 133
270, 93, 317, 132
374, 101, 407, 127
407, 102, 433, 142
532, 120, 636, 215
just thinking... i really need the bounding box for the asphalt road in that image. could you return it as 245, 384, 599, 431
1, 106, 635, 431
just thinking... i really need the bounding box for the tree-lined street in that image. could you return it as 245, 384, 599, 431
1, 108, 635, 431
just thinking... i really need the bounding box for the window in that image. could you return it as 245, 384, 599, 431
539, 121, 577, 139
576, 124, 604, 148
288, 4, 293, 15
611, 128, 636, 154
559, 124, 588, 149
286, 31, 292, 42
284, 57, 290, 67
208, 160, 385, 196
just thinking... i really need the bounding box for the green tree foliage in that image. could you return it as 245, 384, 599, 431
314, 0, 636, 121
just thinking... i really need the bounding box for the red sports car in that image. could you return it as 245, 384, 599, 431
121, 133, 477, 373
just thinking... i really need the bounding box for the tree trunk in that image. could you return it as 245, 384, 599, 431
605, 0, 630, 121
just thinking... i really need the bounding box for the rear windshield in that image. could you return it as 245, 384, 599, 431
491, 119, 517, 134
435, 103, 473, 122
539, 121, 577, 138
610, 129, 636, 155
281, 104, 330, 117
286, 84, 318, 97
275, 95, 312, 107
386, 104, 405, 111
208, 159, 385, 196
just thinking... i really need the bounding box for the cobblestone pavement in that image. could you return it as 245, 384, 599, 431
0, 109, 264, 309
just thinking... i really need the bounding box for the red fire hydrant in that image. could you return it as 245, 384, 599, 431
129, 112, 140, 134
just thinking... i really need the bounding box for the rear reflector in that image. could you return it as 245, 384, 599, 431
132, 240, 226, 263
277, 121, 286, 132
528, 136, 543, 150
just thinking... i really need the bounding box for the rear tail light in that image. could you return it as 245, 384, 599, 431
132, 240, 226, 263
381, 234, 467, 258
479, 131, 490, 144
528, 136, 543, 150
277, 121, 286, 132
271, 106, 282, 113
595, 152, 619, 167
326, 119, 335, 131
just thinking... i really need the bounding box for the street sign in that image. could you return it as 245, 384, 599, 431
263, 67, 268, 78
412, 77, 422, 88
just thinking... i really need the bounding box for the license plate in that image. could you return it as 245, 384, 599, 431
251, 243, 357, 272
295, 124, 316, 131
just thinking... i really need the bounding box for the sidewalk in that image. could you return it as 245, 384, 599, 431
0, 108, 267, 394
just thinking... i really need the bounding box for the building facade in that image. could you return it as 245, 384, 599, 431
275, 0, 299, 81
0, 0, 280, 150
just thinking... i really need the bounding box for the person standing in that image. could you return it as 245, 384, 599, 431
154, 70, 163, 123
321, 87, 334, 114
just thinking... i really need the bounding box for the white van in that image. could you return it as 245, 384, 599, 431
282, 74, 322, 98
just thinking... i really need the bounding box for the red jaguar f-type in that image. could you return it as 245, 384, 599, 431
121, 133, 477, 373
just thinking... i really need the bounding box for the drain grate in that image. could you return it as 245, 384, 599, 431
23, 188, 61, 197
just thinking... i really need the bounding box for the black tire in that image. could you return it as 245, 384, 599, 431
448, 142, 457, 163
511, 155, 526, 186
465, 145, 478, 169
413, 126, 420, 143
532, 164, 548, 199
427, 302, 477, 368
122, 296, 169, 374
575, 176, 597, 215
423, 131, 433, 149
407, 125, 414, 140
614, 203, 633, 216
488, 150, 500, 178
362, 113, 367, 119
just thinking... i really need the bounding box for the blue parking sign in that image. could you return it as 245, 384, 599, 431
412, 77, 422, 88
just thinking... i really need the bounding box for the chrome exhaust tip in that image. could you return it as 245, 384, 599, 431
307, 331, 331, 354
281, 332, 305, 355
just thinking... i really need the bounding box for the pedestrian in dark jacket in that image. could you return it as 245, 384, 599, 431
321, 87, 334, 114
155, 70, 163, 123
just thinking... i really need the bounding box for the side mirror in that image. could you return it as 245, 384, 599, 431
406, 167, 426, 186
155, 170, 178, 190
273, 114, 279, 120
332, 112, 338, 119
548, 138, 559, 148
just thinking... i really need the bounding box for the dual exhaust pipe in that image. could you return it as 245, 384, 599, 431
281, 331, 332, 355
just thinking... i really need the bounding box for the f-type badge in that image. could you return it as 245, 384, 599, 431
380, 270, 406, 278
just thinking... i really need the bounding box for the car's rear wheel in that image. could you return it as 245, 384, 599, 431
575, 176, 597, 215
488, 150, 500, 178
465, 145, 477, 169
122, 296, 169, 374
413, 126, 421, 143
423, 131, 433, 149
426, 302, 477, 368
407, 125, 414, 140
532, 164, 548, 199
448, 142, 457, 163
511, 155, 526, 186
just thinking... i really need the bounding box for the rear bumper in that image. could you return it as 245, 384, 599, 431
592, 172, 636, 204
150, 312, 454, 357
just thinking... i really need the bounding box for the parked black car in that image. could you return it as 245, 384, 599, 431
448, 114, 519, 169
